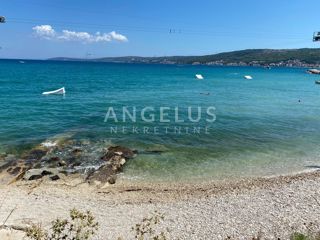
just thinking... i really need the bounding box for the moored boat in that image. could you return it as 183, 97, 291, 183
195, 74, 204, 80
42, 87, 66, 95
307, 69, 320, 75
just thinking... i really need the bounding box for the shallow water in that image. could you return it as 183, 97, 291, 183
0, 59, 320, 181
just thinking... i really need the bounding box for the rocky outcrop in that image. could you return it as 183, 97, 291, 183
101, 146, 137, 161
23, 168, 62, 181
23, 148, 48, 162
0, 142, 137, 185
88, 146, 137, 185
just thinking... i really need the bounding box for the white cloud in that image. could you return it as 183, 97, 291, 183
32, 25, 56, 39
109, 31, 128, 42
58, 30, 93, 42
32, 25, 128, 43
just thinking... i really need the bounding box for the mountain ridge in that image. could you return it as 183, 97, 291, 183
48, 48, 320, 67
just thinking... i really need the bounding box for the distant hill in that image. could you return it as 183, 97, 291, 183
49, 48, 320, 67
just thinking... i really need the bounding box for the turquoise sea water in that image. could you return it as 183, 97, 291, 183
0, 59, 320, 181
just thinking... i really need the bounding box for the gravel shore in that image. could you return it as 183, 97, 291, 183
1, 171, 320, 239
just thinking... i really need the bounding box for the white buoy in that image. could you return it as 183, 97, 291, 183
195, 74, 204, 80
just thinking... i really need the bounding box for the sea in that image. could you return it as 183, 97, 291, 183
0, 59, 320, 181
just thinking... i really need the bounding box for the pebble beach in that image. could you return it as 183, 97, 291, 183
1, 170, 320, 240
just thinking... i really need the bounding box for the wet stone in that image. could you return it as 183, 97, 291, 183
89, 145, 137, 184
23, 149, 48, 162
107, 176, 116, 184
29, 174, 43, 181
58, 160, 67, 167
23, 168, 60, 181
71, 148, 83, 155
41, 170, 54, 176
7, 166, 21, 175
50, 175, 60, 181
101, 146, 137, 161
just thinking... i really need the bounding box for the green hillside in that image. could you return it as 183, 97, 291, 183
49, 48, 320, 65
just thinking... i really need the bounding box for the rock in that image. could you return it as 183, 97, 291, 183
89, 145, 138, 185
29, 174, 43, 181
2, 141, 137, 185
0, 155, 18, 172
80, 140, 91, 145
89, 156, 126, 184
23, 169, 44, 180
43, 156, 61, 167
4, 154, 16, 162
68, 159, 82, 168
58, 160, 67, 167
3, 159, 31, 179
23, 168, 59, 181
50, 175, 60, 181
0, 161, 15, 173
7, 167, 21, 175
24, 149, 47, 162
41, 170, 54, 176
120, 158, 126, 166
44, 156, 67, 167
71, 148, 83, 155
101, 146, 137, 161
49, 156, 60, 162
88, 164, 115, 184
107, 176, 116, 184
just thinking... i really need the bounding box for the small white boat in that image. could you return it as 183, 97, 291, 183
19, 61, 25, 64
244, 75, 253, 80
195, 74, 204, 80
307, 69, 320, 75
42, 87, 66, 95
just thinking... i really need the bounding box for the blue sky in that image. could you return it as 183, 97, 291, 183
1, 0, 320, 59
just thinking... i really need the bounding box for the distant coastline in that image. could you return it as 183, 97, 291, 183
48, 48, 320, 68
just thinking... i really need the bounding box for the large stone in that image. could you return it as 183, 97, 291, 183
42, 156, 67, 168
101, 146, 137, 161
71, 147, 83, 155
24, 149, 48, 162
0, 154, 19, 172
88, 155, 128, 184
23, 168, 60, 181
88, 146, 138, 185
50, 175, 60, 181
7, 166, 22, 175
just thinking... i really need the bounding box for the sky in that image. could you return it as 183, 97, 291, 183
1, 0, 320, 59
